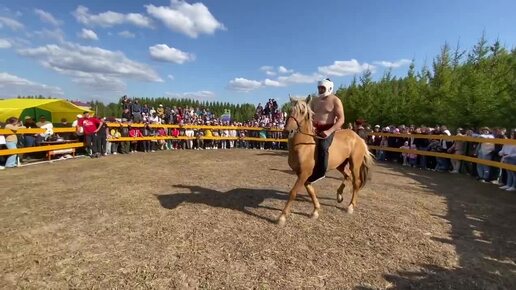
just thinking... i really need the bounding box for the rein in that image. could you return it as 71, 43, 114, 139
287, 116, 325, 140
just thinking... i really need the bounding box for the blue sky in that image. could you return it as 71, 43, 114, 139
0, 0, 514, 105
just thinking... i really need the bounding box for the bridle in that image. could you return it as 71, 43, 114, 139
286, 115, 324, 140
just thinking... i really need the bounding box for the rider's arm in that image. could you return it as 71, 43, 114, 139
329, 97, 345, 133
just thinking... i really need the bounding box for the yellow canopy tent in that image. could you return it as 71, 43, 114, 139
0, 99, 94, 123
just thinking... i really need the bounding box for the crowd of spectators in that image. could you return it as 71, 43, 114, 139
2, 97, 514, 194
363, 123, 516, 192
0, 98, 287, 168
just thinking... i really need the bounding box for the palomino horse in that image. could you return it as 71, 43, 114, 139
277, 97, 374, 226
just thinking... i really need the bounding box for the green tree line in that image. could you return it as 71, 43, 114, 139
337, 35, 516, 129
91, 97, 257, 123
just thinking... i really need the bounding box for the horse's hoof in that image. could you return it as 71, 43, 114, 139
311, 211, 319, 220
337, 194, 343, 203
277, 215, 286, 226
347, 205, 354, 214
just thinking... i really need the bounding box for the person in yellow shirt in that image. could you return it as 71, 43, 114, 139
204, 126, 213, 149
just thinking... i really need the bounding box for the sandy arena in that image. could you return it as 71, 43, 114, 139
1, 149, 515, 289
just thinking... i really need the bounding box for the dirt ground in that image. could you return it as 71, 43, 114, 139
1, 149, 515, 289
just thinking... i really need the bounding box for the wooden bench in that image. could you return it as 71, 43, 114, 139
47, 148, 76, 160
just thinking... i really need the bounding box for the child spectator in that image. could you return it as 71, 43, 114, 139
409, 143, 418, 167
401, 141, 410, 166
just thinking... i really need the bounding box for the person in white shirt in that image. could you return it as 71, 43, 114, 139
475, 127, 495, 182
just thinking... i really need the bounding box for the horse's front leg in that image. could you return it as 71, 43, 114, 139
278, 174, 308, 226
305, 183, 320, 219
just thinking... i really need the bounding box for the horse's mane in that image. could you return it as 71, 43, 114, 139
291, 98, 314, 122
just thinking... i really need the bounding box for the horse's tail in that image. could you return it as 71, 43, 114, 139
359, 137, 374, 189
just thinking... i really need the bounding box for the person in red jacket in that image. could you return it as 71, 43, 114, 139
78, 112, 103, 158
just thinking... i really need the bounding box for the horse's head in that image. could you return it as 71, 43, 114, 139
285, 95, 314, 137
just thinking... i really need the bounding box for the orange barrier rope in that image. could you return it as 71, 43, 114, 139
0, 142, 84, 156
366, 132, 516, 145
368, 145, 516, 171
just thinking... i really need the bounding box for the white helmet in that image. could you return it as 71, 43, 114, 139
317, 78, 333, 97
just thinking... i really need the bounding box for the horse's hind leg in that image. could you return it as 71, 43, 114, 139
278, 174, 308, 226
305, 183, 320, 219
336, 162, 350, 203
348, 163, 362, 214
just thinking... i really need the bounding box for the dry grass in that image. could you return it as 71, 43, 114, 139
1, 149, 515, 289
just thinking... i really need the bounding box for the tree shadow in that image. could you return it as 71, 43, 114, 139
358, 162, 516, 289
156, 185, 318, 223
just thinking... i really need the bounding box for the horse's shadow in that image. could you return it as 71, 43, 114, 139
156, 185, 317, 223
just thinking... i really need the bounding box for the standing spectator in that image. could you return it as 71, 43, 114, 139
401, 141, 410, 166
499, 130, 516, 191
171, 127, 180, 149
185, 126, 194, 149
121, 108, 132, 122
196, 129, 204, 150
475, 127, 495, 182
22, 116, 38, 148
119, 121, 130, 154
72, 114, 84, 142
97, 120, 108, 156
157, 104, 165, 119
448, 128, 465, 173
409, 143, 418, 167
490, 128, 507, 184
131, 100, 142, 123
79, 112, 103, 158
128, 125, 143, 152
3, 117, 25, 168
109, 126, 121, 154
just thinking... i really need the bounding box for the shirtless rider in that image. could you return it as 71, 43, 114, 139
308, 78, 345, 183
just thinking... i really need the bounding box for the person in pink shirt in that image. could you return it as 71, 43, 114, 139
129, 126, 143, 153
171, 127, 180, 149
157, 127, 167, 150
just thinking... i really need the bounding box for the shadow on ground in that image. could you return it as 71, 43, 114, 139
156, 185, 313, 223
357, 162, 516, 290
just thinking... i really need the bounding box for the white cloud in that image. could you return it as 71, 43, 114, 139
263, 78, 284, 87
373, 58, 412, 69
32, 29, 65, 43
73, 5, 153, 28
228, 72, 321, 92
318, 59, 375, 76
260, 65, 276, 76
34, 9, 61, 26
228, 77, 262, 92
149, 44, 194, 64
146, 0, 225, 38
17, 42, 162, 92
0, 72, 63, 97
118, 30, 135, 38
0, 38, 11, 48
165, 90, 215, 100
276, 72, 322, 85
167, 74, 175, 80
278, 66, 293, 74
78, 28, 98, 40
0, 16, 24, 30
